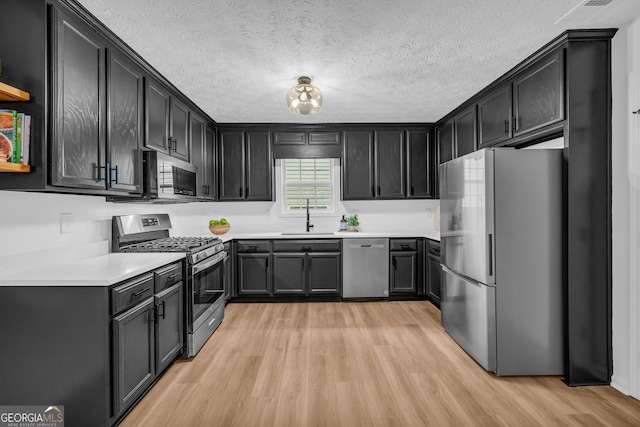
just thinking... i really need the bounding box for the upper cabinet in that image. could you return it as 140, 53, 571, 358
145, 78, 190, 162
437, 106, 476, 164
218, 129, 272, 201
512, 50, 564, 136
0, 0, 214, 196
407, 130, 435, 199
477, 50, 564, 148
343, 126, 435, 200
191, 114, 216, 200
437, 121, 454, 164
272, 129, 341, 158
50, 6, 142, 194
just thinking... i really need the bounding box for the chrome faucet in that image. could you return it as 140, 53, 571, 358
306, 198, 314, 232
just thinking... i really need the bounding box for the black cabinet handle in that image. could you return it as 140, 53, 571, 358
110, 165, 120, 185
132, 287, 151, 297
95, 163, 107, 183
504, 120, 509, 135
159, 301, 166, 319
392, 258, 397, 269
168, 137, 173, 150
168, 272, 181, 280
411, 186, 415, 195
245, 187, 249, 198
401, 244, 411, 250
372, 186, 376, 196
513, 117, 519, 132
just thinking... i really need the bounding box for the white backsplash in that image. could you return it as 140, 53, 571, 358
0, 190, 440, 259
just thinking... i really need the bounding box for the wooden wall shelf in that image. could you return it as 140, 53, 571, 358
0, 82, 30, 101
0, 163, 30, 172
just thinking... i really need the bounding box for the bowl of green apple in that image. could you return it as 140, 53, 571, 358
209, 218, 230, 235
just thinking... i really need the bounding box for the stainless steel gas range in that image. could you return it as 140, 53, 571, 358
112, 214, 227, 357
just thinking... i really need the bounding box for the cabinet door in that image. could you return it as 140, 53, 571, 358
513, 50, 564, 136
219, 131, 245, 200
273, 131, 305, 145
170, 97, 190, 161
375, 130, 406, 198
478, 83, 512, 148
237, 253, 271, 295
107, 50, 143, 193
342, 131, 374, 199
437, 121, 454, 164
454, 106, 477, 158
112, 297, 155, 418
155, 283, 183, 373
308, 253, 341, 295
203, 126, 217, 200
50, 7, 106, 189
308, 131, 341, 145
273, 253, 306, 294
428, 254, 442, 305
245, 131, 272, 201
407, 130, 432, 199
190, 115, 206, 198
145, 78, 170, 152
390, 252, 418, 294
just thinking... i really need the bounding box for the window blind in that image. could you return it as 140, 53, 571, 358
282, 158, 333, 211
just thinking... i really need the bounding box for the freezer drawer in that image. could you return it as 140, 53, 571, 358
441, 267, 496, 372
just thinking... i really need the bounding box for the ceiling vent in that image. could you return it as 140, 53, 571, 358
555, 0, 614, 24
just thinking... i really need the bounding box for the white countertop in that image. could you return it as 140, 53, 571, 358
0, 253, 186, 287
216, 231, 440, 242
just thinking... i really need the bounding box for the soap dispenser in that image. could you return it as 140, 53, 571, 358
340, 215, 347, 231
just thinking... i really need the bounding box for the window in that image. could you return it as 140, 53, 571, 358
279, 158, 336, 214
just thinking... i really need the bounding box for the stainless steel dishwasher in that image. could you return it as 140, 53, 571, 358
342, 238, 390, 299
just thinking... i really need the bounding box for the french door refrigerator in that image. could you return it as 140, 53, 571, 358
439, 148, 563, 375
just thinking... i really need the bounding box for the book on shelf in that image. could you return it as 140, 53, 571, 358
0, 109, 30, 165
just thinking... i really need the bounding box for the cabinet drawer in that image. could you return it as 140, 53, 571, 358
273, 239, 341, 252
236, 240, 271, 253
390, 239, 417, 251
428, 240, 441, 257
154, 262, 183, 292
111, 273, 154, 315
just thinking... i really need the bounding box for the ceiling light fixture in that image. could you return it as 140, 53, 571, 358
286, 76, 323, 115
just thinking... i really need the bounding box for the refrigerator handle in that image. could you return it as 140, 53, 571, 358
441, 265, 483, 288
488, 233, 495, 279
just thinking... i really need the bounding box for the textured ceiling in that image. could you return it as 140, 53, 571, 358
77, 0, 640, 124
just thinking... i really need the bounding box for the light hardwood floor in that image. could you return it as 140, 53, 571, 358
121, 301, 640, 426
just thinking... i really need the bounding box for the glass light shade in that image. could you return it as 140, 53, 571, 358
286, 76, 323, 115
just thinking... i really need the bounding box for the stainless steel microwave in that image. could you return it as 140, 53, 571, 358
145, 150, 197, 202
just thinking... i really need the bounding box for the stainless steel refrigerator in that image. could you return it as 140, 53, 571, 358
439, 148, 563, 375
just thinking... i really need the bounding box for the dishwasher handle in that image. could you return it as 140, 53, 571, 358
348, 243, 385, 249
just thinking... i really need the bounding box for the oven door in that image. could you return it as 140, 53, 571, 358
190, 251, 226, 332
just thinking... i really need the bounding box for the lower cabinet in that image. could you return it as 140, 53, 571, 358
111, 262, 184, 422
389, 238, 423, 295
426, 240, 442, 306
236, 240, 272, 295
272, 240, 342, 296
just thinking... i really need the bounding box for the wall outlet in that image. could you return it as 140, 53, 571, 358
60, 213, 73, 234
425, 209, 433, 219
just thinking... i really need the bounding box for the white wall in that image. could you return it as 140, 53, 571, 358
611, 18, 640, 398
0, 190, 439, 271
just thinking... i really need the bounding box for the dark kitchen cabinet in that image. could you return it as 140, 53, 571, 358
191, 114, 216, 199
50, 6, 143, 195
454, 106, 477, 158
219, 130, 272, 201
342, 130, 375, 199
407, 130, 435, 199
145, 78, 190, 162
375, 130, 406, 198
389, 239, 422, 295
106, 50, 143, 193
112, 296, 155, 419
237, 253, 271, 295
50, 6, 106, 190
272, 240, 342, 296
155, 283, 184, 374
478, 82, 512, 148
513, 50, 564, 136
427, 240, 441, 306
437, 121, 454, 164
477, 51, 564, 148
236, 240, 272, 295
273, 253, 306, 294
272, 129, 342, 158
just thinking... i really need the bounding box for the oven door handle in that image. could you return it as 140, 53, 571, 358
192, 251, 226, 275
